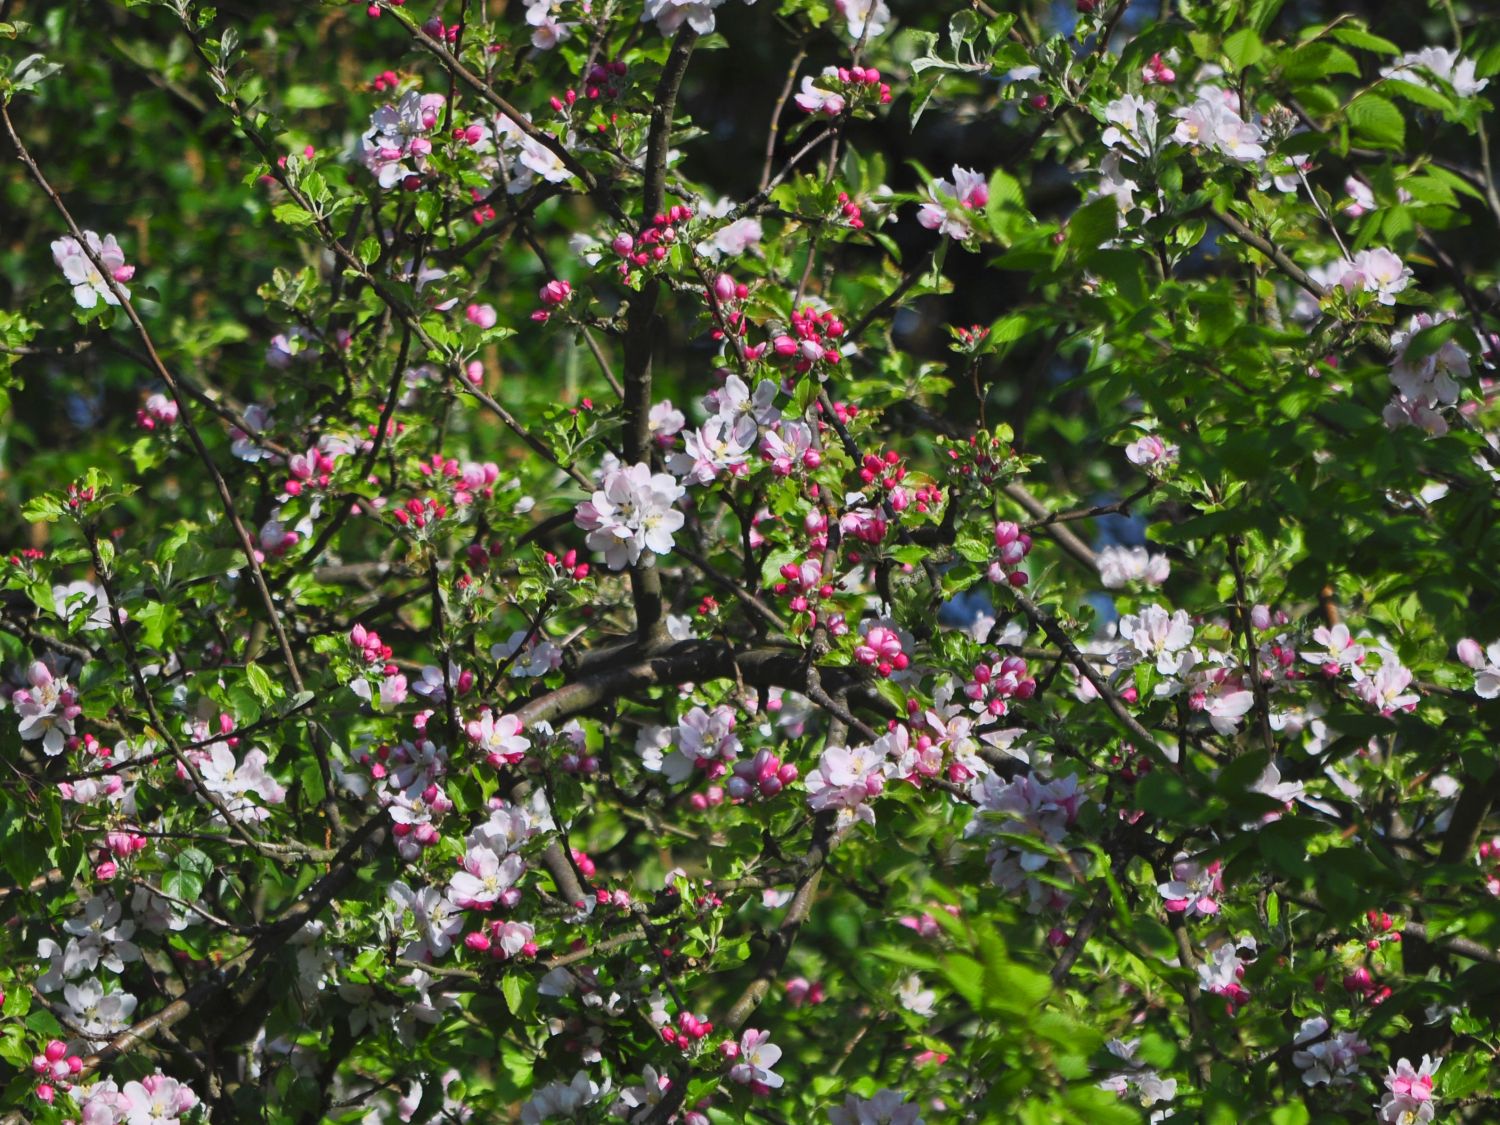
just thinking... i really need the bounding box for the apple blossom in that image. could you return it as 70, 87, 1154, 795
14, 660, 81, 756
827, 1089, 923, 1124
519, 1070, 610, 1123
805, 735, 894, 828
1291, 1017, 1369, 1087
1124, 433, 1179, 467
1378, 1055, 1440, 1124
1096, 544, 1170, 588
727, 1028, 783, 1090
1300, 623, 1366, 677
1353, 657, 1420, 716
121, 1072, 199, 1125
1117, 605, 1195, 675
51, 230, 132, 309
795, 68, 847, 116
1457, 637, 1500, 698
9, 6, 1500, 1122
916, 166, 989, 241
968, 771, 1083, 912
1157, 853, 1224, 917
1101, 94, 1161, 158
1338, 248, 1413, 306
361, 90, 446, 188
574, 461, 687, 569
1381, 47, 1487, 98
835, 0, 890, 40
1171, 88, 1266, 162
1389, 311, 1470, 410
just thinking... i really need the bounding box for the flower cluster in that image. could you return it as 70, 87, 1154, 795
574, 461, 686, 569
1377, 1056, 1440, 1124
805, 730, 897, 828
968, 771, 1084, 912
794, 64, 891, 116
639, 704, 741, 784
1291, 1016, 1370, 1087
1383, 311, 1472, 436
361, 90, 446, 189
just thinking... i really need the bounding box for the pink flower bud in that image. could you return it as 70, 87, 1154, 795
465, 303, 497, 329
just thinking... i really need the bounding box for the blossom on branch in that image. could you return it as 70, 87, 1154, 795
575, 462, 686, 569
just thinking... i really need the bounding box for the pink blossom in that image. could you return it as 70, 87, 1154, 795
1390, 311, 1469, 409
448, 844, 526, 909
1338, 248, 1413, 306
916, 166, 989, 240
14, 661, 81, 756
1124, 433, 1179, 468
854, 624, 907, 676
1097, 545, 1170, 588
1291, 1017, 1369, 1087
1354, 658, 1420, 716
121, 1071, 199, 1125
1381, 46, 1487, 98
805, 735, 894, 827
727, 1028, 783, 1090
360, 90, 446, 189
51, 231, 131, 309
1157, 854, 1223, 917
1171, 88, 1264, 161
835, 0, 889, 40
795, 68, 846, 116
827, 1088, 924, 1124
465, 303, 497, 328
1457, 638, 1500, 698
1378, 1055, 1440, 1123
1118, 605, 1195, 675
467, 710, 531, 767
1300, 624, 1365, 677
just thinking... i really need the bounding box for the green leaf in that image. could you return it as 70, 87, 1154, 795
272, 203, 318, 229
1330, 25, 1399, 55
1346, 93, 1405, 149
1222, 28, 1265, 70
1400, 317, 1468, 363
984, 169, 1029, 245
414, 193, 441, 232
1136, 770, 1195, 818
1066, 197, 1121, 259
245, 661, 283, 705
21, 494, 64, 523
300, 760, 327, 805
501, 973, 525, 1014
1280, 42, 1360, 81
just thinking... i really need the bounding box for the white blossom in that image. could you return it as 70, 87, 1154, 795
52, 231, 131, 309
1382, 47, 1487, 98
574, 462, 686, 570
